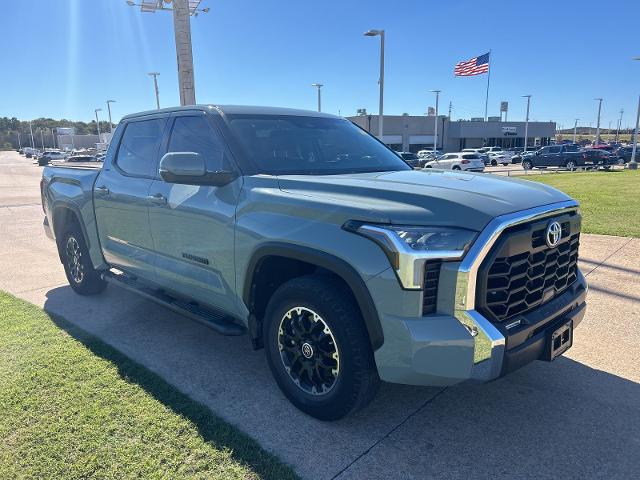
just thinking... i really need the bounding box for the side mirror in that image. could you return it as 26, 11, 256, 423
159, 152, 237, 186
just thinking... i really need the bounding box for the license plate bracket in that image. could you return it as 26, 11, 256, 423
545, 320, 573, 361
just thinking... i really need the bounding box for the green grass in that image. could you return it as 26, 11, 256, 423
526, 169, 640, 237
0, 291, 298, 480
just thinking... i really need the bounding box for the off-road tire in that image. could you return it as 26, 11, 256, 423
60, 224, 107, 295
263, 275, 380, 421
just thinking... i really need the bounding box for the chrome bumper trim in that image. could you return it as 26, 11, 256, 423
453, 200, 580, 381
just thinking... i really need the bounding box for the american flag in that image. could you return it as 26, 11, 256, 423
454, 52, 490, 76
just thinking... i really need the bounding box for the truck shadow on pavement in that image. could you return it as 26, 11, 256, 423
43, 285, 640, 480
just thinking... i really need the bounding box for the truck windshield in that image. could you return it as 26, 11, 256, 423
227, 114, 411, 175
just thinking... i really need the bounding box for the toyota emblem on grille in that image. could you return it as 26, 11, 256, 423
545, 221, 562, 247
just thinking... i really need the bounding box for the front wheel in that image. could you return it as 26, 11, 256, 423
502, 163, 509, 166
452, 165, 461, 170
522, 160, 533, 170
263, 275, 380, 421
59, 225, 107, 295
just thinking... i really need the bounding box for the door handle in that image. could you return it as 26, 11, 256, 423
95, 185, 110, 195
148, 193, 167, 206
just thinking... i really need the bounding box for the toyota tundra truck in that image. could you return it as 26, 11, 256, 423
41, 105, 587, 420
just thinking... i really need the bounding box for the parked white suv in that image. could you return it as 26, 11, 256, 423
487, 151, 510, 166
424, 152, 485, 172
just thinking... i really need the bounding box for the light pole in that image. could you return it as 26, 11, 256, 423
523, 95, 531, 152
429, 90, 441, 153
106, 100, 116, 133
40, 129, 45, 150
630, 95, 639, 170
95, 108, 102, 139
594, 98, 603, 146
149, 72, 161, 109
127, 0, 209, 106
311, 83, 323, 112
630, 57, 640, 170
573, 118, 579, 143
51, 128, 56, 148
29, 122, 35, 148
616, 109, 623, 143
364, 29, 385, 139
17, 131, 21, 149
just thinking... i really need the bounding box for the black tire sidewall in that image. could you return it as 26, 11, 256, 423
263, 277, 376, 420
61, 226, 106, 295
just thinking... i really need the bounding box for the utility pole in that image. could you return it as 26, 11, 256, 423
29, 122, 34, 148
448, 101, 452, 120
573, 119, 579, 143
148, 72, 161, 109
106, 100, 116, 133
311, 83, 323, 112
17, 131, 21, 149
40, 129, 44, 150
594, 98, 603, 146
364, 29, 385, 139
51, 128, 56, 148
523, 95, 531, 152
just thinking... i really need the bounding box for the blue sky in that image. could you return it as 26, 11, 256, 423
1, 0, 639, 129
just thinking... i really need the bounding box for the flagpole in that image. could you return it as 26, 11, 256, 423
484, 50, 491, 121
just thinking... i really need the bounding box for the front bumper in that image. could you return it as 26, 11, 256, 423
372, 200, 585, 386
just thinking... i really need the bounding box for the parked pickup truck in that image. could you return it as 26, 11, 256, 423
521, 144, 585, 170
41, 105, 587, 420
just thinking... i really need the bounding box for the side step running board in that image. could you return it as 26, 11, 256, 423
101, 270, 246, 336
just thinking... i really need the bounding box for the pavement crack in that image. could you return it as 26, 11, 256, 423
330, 387, 447, 480
583, 237, 633, 277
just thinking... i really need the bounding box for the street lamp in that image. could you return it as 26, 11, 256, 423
95, 108, 102, 139
615, 108, 623, 143
364, 29, 385, 139
429, 90, 441, 154
149, 72, 161, 109
29, 122, 35, 148
630, 57, 640, 170
106, 100, 116, 133
127, 0, 209, 106
573, 118, 579, 143
594, 98, 603, 146
311, 83, 323, 112
522, 95, 531, 152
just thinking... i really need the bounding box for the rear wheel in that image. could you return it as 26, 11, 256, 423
452, 165, 461, 170
263, 275, 379, 421
565, 160, 577, 171
60, 224, 107, 295
491, 159, 498, 166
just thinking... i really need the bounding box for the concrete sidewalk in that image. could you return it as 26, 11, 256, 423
1, 151, 639, 479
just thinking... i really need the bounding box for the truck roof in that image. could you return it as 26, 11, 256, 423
120, 104, 338, 121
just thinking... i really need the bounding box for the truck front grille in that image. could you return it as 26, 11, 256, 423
477, 213, 580, 323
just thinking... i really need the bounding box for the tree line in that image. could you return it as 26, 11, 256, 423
0, 117, 113, 150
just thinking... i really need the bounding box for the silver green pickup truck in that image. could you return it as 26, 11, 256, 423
41, 105, 587, 420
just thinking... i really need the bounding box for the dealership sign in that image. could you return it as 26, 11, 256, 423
502, 126, 517, 136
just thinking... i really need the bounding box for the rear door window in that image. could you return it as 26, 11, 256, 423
115, 118, 165, 177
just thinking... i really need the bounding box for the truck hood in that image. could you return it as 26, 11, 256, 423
277, 169, 572, 231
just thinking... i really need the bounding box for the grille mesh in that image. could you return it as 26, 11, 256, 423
422, 261, 441, 315
482, 220, 580, 322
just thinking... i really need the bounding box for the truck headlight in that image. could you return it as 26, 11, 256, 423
343, 221, 477, 289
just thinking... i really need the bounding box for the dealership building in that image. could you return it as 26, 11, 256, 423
347, 114, 556, 153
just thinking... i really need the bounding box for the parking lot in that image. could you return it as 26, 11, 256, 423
1, 150, 639, 479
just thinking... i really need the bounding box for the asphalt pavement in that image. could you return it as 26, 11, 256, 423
1, 150, 639, 479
